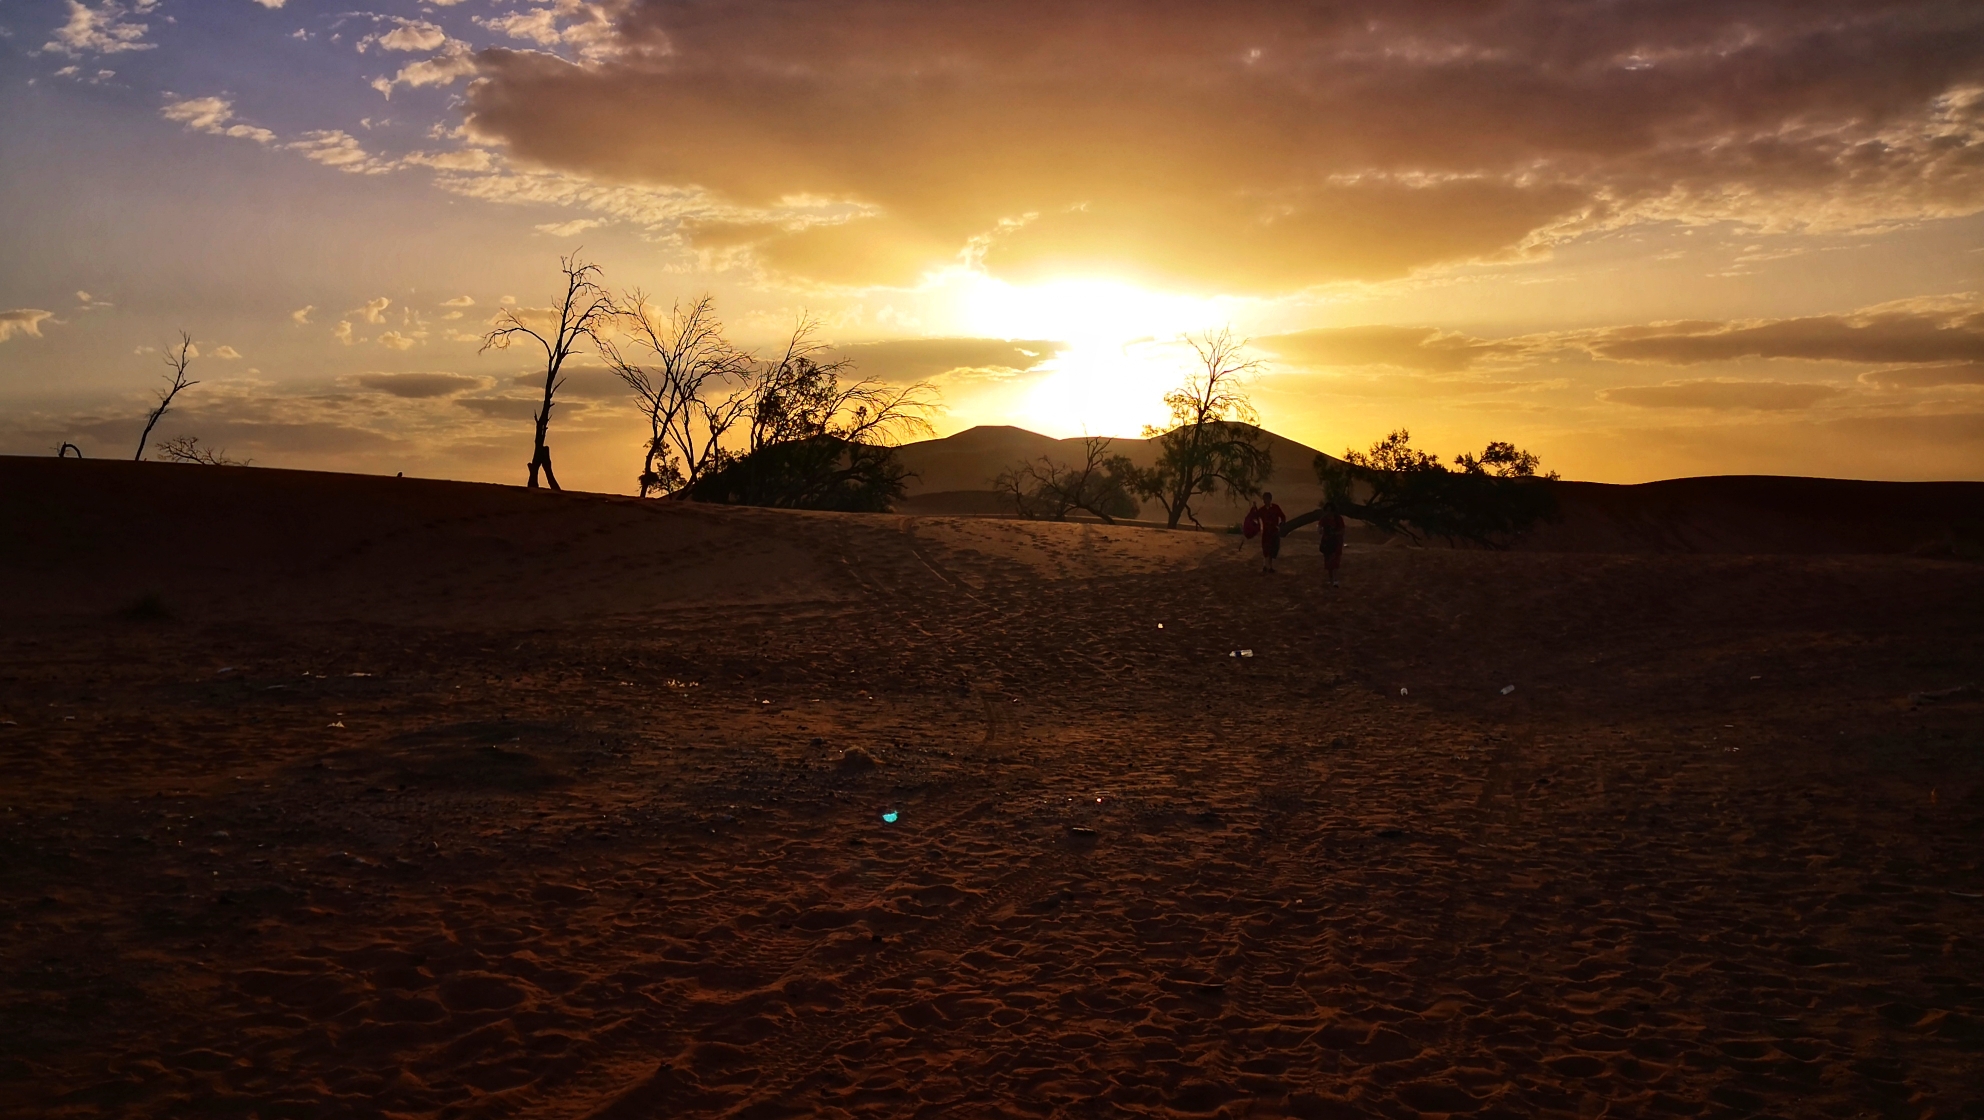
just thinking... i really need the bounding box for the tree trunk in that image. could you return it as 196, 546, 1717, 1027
527, 444, 560, 491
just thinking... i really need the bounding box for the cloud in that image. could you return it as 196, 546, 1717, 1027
829, 338, 1067, 383
457, 396, 552, 420
441, 295, 476, 307
160, 96, 277, 145
1252, 326, 1520, 373
478, 2, 620, 61
44, 0, 157, 57
378, 20, 448, 52
288, 130, 396, 174
333, 320, 355, 345
371, 43, 478, 99
462, 1, 1984, 293
1858, 363, 1984, 388
1601, 380, 1845, 411
377, 331, 418, 350
211, 345, 242, 359
292, 305, 314, 325
402, 148, 495, 172
1591, 298, 1984, 366
349, 297, 392, 324
355, 372, 489, 398
253, 0, 285, 8
0, 309, 55, 342
534, 218, 604, 237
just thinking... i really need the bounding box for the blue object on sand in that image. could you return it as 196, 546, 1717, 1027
881, 810, 899, 824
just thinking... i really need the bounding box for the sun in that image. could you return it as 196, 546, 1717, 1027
944, 274, 1226, 437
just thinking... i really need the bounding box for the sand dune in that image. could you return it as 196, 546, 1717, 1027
893, 428, 1984, 555
894, 426, 1338, 527
2, 456, 1981, 1119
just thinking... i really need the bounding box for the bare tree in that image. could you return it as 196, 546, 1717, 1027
599, 293, 754, 497
481, 253, 613, 490
746, 316, 939, 453
680, 315, 941, 511
1128, 328, 1273, 528
155, 434, 249, 466
56, 442, 83, 458
136, 333, 198, 461
994, 434, 1141, 523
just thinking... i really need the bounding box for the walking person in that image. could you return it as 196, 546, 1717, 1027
1318, 499, 1346, 587
1256, 491, 1286, 573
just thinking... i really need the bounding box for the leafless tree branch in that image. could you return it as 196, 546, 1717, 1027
481, 252, 613, 489
135, 332, 198, 462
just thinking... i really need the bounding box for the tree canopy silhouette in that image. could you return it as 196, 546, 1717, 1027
1312, 429, 1558, 547
994, 434, 1142, 523
676, 316, 940, 511
1128, 329, 1273, 528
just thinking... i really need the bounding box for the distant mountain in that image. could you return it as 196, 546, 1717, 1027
893, 424, 1343, 524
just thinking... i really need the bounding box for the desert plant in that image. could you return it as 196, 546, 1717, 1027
679, 317, 938, 511
1128, 329, 1272, 528
600, 292, 754, 496
135, 333, 198, 461
1313, 429, 1558, 547
994, 434, 1141, 523
481, 252, 614, 490
154, 435, 249, 466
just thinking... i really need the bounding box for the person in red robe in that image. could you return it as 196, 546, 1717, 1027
1256, 491, 1287, 573
1317, 499, 1346, 587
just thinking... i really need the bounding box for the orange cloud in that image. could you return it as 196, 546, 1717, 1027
1591, 301, 1984, 365
463, 1, 1984, 292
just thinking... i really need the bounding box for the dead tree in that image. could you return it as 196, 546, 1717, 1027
57, 443, 83, 458
745, 316, 939, 452
994, 434, 1140, 522
135, 333, 198, 461
155, 434, 248, 466
599, 293, 754, 497
1127, 328, 1272, 528
481, 253, 613, 490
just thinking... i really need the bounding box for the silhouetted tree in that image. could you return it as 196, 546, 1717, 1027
994, 434, 1141, 523
1312, 429, 1558, 547
600, 292, 753, 496
482, 253, 613, 490
1127, 328, 1272, 528
155, 434, 249, 466
56, 442, 83, 458
687, 316, 939, 511
135, 333, 197, 461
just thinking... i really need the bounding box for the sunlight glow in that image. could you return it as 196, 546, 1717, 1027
945, 274, 1229, 437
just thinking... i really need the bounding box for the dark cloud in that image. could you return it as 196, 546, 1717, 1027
830, 338, 1067, 382
508, 367, 629, 401
355, 372, 490, 398
1859, 362, 1984, 387
1593, 301, 1984, 365
1601, 380, 1844, 410
1253, 326, 1518, 372
464, 1, 1984, 291
458, 396, 555, 420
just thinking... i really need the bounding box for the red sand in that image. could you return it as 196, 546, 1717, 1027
3, 457, 1982, 1119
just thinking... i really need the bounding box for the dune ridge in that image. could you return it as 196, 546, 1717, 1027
1, 456, 1980, 1119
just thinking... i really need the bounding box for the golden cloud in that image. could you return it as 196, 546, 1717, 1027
462, 1, 1984, 292
1601, 380, 1845, 411
829, 338, 1068, 383
1253, 326, 1523, 373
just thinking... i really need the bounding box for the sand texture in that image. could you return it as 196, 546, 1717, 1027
3, 457, 1983, 1119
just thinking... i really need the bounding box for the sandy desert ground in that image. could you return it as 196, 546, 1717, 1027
3, 457, 1983, 1119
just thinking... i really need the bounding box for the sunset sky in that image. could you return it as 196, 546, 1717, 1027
2, 0, 1981, 492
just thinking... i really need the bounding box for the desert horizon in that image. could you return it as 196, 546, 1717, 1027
5, 1, 1984, 1117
